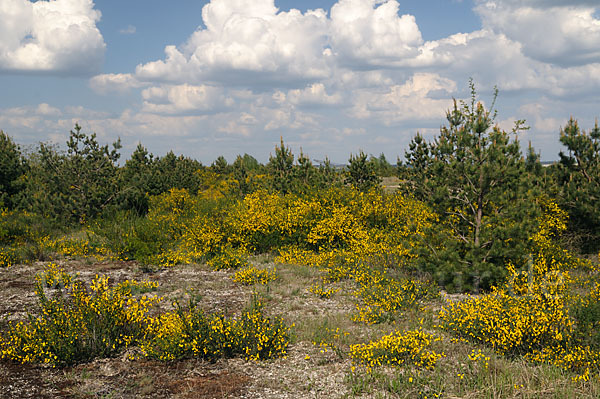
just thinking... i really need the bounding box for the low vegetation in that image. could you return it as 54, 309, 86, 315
1, 84, 599, 397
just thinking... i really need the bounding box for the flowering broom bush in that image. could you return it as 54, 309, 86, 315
233, 266, 277, 285
0, 264, 291, 367
350, 329, 444, 372
140, 300, 290, 361
0, 265, 160, 366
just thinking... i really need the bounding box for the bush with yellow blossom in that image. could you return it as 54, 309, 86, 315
0, 264, 160, 366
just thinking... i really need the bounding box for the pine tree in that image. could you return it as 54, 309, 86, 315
0, 130, 26, 209
36, 124, 121, 223
345, 150, 381, 192
556, 117, 600, 251
404, 81, 538, 291
267, 137, 294, 194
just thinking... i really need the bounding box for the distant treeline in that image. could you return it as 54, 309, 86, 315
1, 88, 599, 255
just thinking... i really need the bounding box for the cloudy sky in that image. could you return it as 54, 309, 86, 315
1, 0, 599, 164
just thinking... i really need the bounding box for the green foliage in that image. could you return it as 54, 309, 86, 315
211, 155, 230, 175
231, 153, 265, 196
345, 150, 381, 192
31, 124, 121, 224
370, 153, 395, 177
572, 284, 600, 350
118, 143, 155, 215
294, 149, 316, 194
0, 131, 27, 209
267, 137, 295, 194
152, 151, 205, 194
555, 117, 600, 252
403, 81, 538, 291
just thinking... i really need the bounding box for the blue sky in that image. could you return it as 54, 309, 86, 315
1, 0, 599, 164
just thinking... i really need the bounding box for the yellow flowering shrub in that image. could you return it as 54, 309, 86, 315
141, 301, 290, 361
353, 273, 436, 324
37, 262, 74, 289
350, 329, 444, 372
207, 246, 249, 270
439, 199, 600, 379
148, 248, 192, 268
307, 205, 369, 251
525, 344, 600, 380
308, 283, 339, 299
468, 348, 490, 370
0, 264, 290, 367
439, 288, 574, 356
0, 265, 161, 366
38, 234, 121, 262
124, 185, 437, 276
182, 214, 227, 260
233, 266, 277, 285
0, 249, 14, 268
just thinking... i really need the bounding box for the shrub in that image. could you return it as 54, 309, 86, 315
572, 283, 600, 349
233, 266, 277, 285
0, 267, 161, 366
0, 248, 15, 268
350, 329, 444, 372
353, 273, 436, 324
141, 300, 290, 361
208, 246, 249, 270
308, 283, 339, 299
438, 287, 574, 357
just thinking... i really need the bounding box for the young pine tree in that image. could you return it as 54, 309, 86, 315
404, 82, 538, 291
345, 150, 381, 192
556, 118, 600, 252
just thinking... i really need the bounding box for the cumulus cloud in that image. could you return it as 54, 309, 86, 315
283, 83, 343, 106
36, 103, 62, 116
53, 0, 600, 162
519, 102, 565, 133
134, 0, 331, 86
0, 0, 105, 75
475, 0, 600, 66
329, 0, 423, 67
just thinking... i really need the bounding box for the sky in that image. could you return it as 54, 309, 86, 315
1, 0, 599, 164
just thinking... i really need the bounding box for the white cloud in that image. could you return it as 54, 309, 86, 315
519, 102, 564, 133
13, 0, 600, 164
134, 0, 331, 86
140, 84, 234, 114
350, 73, 456, 124
217, 120, 251, 136
329, 0, 423, 67
0, 0, 105, 75
475, 1, 600, 66
285, 83, 343, 106
36, 103, 62, 116
89, 73, 147, 93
